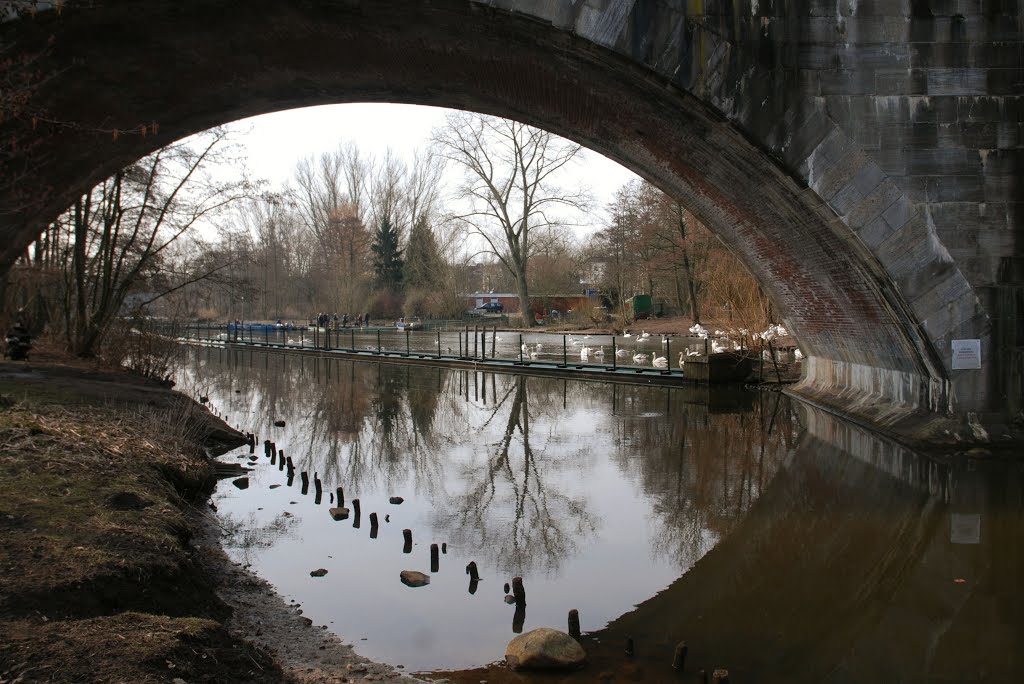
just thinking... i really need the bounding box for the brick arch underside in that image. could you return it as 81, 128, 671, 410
0, 1, 948, 423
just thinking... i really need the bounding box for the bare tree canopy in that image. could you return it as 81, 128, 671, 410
431, 112, 589, 325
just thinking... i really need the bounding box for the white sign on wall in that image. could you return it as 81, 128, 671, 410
951, 339, 981, 370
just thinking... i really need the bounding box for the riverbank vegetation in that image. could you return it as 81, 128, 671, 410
0, 360, 282, 683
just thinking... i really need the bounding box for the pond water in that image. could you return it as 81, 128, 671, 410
178, 347, 1024, 681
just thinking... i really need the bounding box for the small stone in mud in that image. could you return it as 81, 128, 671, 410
232, 477, 249, 489
389, 496, 404, 505
329, 507, 350, 521
274, 420, 286, 427
400, 570, 430, 587
310, 568, 328, 577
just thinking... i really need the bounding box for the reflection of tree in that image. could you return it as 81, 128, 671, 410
217, 509, 298, 566
609, 386, 794, 569
177, 349, 451, 497
433, 376, 597, 577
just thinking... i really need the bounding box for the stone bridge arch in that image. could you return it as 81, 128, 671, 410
0, 0, 1018, 441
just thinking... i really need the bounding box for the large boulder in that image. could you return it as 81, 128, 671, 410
505, 627, 586, 671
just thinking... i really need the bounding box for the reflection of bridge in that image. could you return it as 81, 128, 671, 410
1, 1, 1019, 441
581, 402, 1022, 683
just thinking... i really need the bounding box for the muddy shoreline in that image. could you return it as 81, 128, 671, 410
193, 500, 435, 684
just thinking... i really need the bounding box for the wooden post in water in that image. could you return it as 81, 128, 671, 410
369, 512, 379, 538
405, 329, 410, 356
511, 576, 526, 606
402, 528, 413, 553
313, 473, 322, 498
562, 335, 567, 366
612, 338, 617, 370
300, 471, 309, 494
430, 543, 439, 573
519, 334, 523, 363
672, 642, 688, 671
465, 561, 480, 582
480, 327, 485, 359
335, 486, 344, 508
512, 603, 525, 633
377, 329, 381, 353
351, 498, 360, 528
491, 327, 497, 358
568, 609, 581, 638
437, 329, 441, 357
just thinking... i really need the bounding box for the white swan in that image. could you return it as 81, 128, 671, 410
678, 352, 686, 366
580, 346, 591, 361
615, 348, 630, 358
640, 331, 650, 339
632, 352, 649, 364
623, 332, 632, 338
521, 343, 529, 353
652, 355, 668, 369
593, 347, 605, 358
529, 347, 540, 359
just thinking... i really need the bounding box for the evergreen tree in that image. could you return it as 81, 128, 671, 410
403, 215, 445, 290
371, 216, 404, 290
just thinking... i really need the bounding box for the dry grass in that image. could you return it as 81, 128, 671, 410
0, 364, 278, 683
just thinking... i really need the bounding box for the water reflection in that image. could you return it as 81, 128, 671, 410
432, 375, 598, 577
180, 348, 1024, 679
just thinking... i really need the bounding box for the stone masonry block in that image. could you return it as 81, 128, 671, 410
847, 180, 904, 229
883, 196, 915, 231
926, 67, 987, 95
858, 215, 896, 249
876, 215, 935, 276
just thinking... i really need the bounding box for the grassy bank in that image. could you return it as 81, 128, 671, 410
0, 360, 284, 683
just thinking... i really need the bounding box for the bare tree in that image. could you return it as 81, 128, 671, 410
56, 128, 246, 356
432, 112, 589, 326
369, 149, 406, 235
404, 147, 445, 233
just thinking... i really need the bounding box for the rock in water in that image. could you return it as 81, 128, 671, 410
389, 496, 404, 505
505, 628, 586, 671
232, 477, 249, 489
310, 568, 328, 577
329, 507, 350, 521
400, 570, 430, 587
274, 420, 286, 427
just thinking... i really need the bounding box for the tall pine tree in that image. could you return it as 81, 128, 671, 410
371, 216, 404, 291
403, 215, 445, 291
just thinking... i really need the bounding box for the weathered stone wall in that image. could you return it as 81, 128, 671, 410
0, 0, 1019, 439
475, 0, 1020, 431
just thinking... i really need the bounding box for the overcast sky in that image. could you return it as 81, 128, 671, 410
225, 102, 640, 237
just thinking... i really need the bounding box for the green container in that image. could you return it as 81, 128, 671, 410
625, 294, 652, 321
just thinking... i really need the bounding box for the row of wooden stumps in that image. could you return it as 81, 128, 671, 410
565, 608, 729, 682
